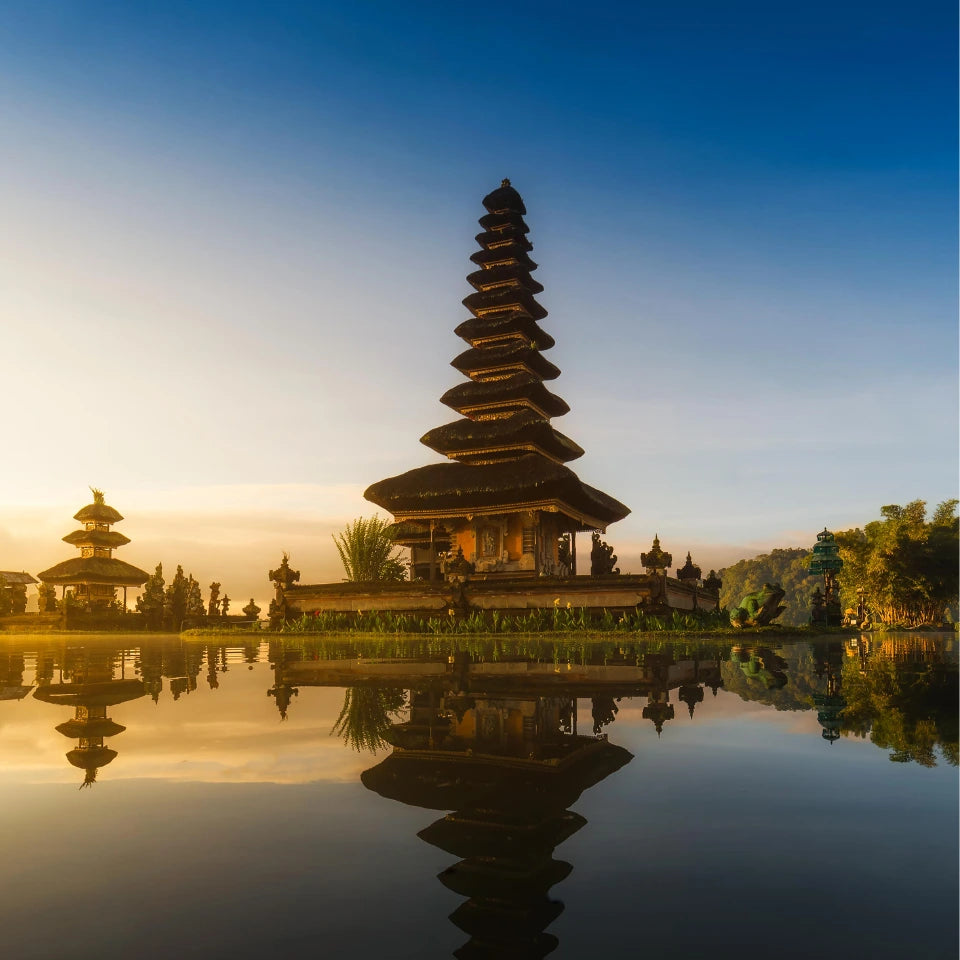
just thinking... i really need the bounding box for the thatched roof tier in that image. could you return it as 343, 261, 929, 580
440, 374, 569, 419
482, 180, 527, 215
466, 263, 543, 295
62, 529, 131, 548
385, 521, 452, 548
56, 718, 126, 739
34, 680, 146, 708
420, 412, 584, 464
418, 810, 587, 860
477, 210, 529, 233
364, 455, 630, 529
453, 313, 554, 351
0, 571, 38, 585
469, 245, 538, 271
37, 556, 149, 586
462, 285, 546, 321
452, 342, 560, 381
361, 737, 631, 812
474, 227, 533, 252
66, 746, 117, 773
73, 502, 123, 523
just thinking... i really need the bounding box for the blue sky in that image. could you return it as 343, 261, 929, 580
0, 0, 955, 602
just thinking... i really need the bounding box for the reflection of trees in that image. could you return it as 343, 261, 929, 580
839, 656, 957, 767
331, 686, 406, 753
722, 639, 958, 767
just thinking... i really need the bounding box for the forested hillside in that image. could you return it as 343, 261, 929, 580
719, 548, 812, 626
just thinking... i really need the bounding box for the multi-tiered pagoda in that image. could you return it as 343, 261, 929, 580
38, 489, 149, 609
366, 180, 629, 579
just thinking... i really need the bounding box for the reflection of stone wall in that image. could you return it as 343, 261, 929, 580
283, 574, 718, 617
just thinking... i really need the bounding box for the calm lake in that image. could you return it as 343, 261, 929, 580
0, 632, 955, 960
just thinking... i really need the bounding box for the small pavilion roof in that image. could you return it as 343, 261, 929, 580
466, 263, 544, 295
454, 312, 554, 351
74, 502, 123, 523
34, 679, 147, 708
462, 285, 547, 321
0, 571, 37, 585
56, 718, 126, 739
62, 529, 131, 548
37, 556, 149, 586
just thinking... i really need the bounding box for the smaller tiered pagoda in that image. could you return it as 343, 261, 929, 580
38, 489, 149, 609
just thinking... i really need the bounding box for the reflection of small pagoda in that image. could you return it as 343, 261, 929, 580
37, 489, 149, 609
365, 181, 629, 579
362, 677, 632, 958
33, 649, 145, 786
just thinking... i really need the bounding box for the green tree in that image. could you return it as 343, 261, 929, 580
332, 686, 406, 752
835, 500, 959, 626
163, 565, 189, 630
719, 548, 813, 626
137, 563, 165, 629
185, 575, 205, 619
333, 516, 407, 582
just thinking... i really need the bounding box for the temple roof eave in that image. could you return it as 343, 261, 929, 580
364, 456, 630, 530
37, 556, 150, 586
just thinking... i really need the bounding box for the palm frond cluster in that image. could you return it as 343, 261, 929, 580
332, 517, 406, 582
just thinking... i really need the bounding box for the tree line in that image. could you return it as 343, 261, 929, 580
719, 500, 958, 628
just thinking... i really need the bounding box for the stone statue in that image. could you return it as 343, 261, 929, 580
242, 598, 261, 620
729, 583, 787, 628
703, 570, 722, 593
269, 553, 300, 590
675, 552, 701, 582
444, 546, 474, 581
641, 534, 672, 574
810, 586, 826, 624
220, 594, 230, 617
207, 582, 221, 617
590, 533, 619, 576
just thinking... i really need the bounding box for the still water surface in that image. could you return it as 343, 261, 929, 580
0, 632, 956, 959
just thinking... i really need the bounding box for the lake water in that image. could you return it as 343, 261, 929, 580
0, 632, 955, 960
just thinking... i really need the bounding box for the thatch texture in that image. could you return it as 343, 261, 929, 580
462, 285, 547, 321
451, 341, 560, 381
470, 244, 537, 270
365, 454, 629, 525
421, 411, 584, 463
466, 263, 544, 295
73, 503, 123, 523
37, 556, 149, 585
454, 313, 554, 351
62, 529, 131, 548
482, 180, 526, 214
440, 373, 569, 418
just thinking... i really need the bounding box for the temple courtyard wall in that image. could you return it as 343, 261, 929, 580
282, 574, 718, 619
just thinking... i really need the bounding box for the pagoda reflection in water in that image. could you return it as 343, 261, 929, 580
33, 645, 145, 786
362, 672, 632, 958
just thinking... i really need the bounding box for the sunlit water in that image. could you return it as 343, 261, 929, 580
0, 632, 955, 959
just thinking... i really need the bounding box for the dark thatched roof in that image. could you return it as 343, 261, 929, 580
469, 245, 537, 271
66, 746, 117, 772
462, 285, 547, 321
62, 529, 131, 548
55, 718, 126, 739
482, 180, 526, 215
360, 737, 631, 812
0, 571, 37, 585
365, 454, 630, 527
451, 342, 560, 381
440, 373, 569, 419
453, 313, 554, 351
420, 412, 583, 464
73, 502, 123, 523
385, 521, 452, 547
34, 679, 146, 708
477, 210, 529, 233
474, 227, 533, 252
466, 264, 543, 295
37, 556, 149, 586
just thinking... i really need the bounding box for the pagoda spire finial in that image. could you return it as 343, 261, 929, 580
90, 486, 105, 505
501, 177, 511, 187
